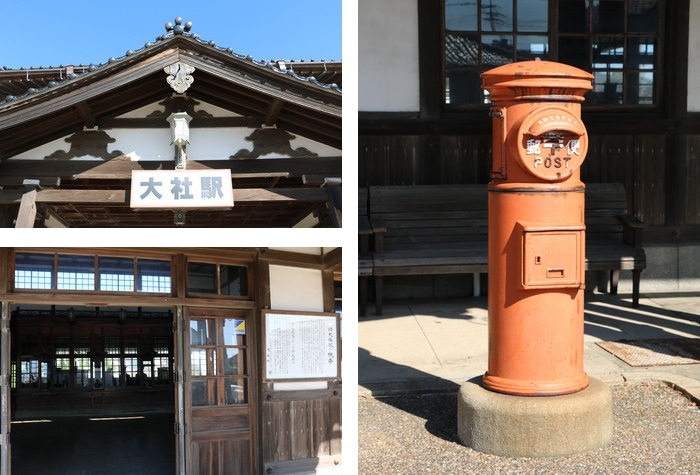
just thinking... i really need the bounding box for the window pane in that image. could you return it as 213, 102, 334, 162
446, 0, 478, 31
593, 37, 624, 69
223, 377, 248, 405
104, 357, 121, 386
191, 349, 207, 376
220, 265, 247, 296
482, 0, 513, 32
99, 257, 134, 292
559, 37, 589, 70
154, 357, 170, 384
190, 319, 213, 346
627, 37, 655, 69
558, 0, 589, 33
223, 319, 246, 346
446, 70, 483, 105
137, 259, 171, 293
15, 253, 53, 289
627, 71, 655, 104
124, 357, 139, 385
54, 359, 70, 388
516, 35, 549, 61
192, 379, 215, 406
187, 262, 217, 294
57, 255, 95, 290
74, 357, 92, 388
594, 0, 624, 33
445, 34, 479, 67
628, 1, 657, 33
517, 0, 548, 32
483, 35, 514, 66
223, 348, 245, 376
592, 71, 623, 104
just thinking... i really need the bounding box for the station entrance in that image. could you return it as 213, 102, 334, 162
0, 247, 341, 475
9, 305, 176, 474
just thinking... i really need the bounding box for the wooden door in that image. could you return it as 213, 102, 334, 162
184, 308, 254, 475
1, 303, 10, 475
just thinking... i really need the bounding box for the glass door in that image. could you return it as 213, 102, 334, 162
184, 308, 254, 475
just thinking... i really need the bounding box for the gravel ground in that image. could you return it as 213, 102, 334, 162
359, 383, 700, 474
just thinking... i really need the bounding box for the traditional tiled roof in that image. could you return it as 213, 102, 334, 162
0, 17, 341, 106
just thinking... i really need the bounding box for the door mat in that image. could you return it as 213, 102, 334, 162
596, 338, 700, 367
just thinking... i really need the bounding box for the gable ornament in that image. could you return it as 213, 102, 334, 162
164, 62, 195, 93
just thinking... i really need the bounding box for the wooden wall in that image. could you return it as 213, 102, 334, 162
261, 386, 342, 474
359, 130, 700, 230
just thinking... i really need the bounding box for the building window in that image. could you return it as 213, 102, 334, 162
443, 0, 660, 107
14, 253, 53, 289
187, 261, 248, 297
13, 252, 172, 294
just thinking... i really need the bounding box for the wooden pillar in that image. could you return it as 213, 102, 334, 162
1, 302, 10, 475
324, 179, 342, 228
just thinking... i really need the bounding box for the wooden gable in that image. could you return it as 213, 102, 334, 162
0, 34, 342, 228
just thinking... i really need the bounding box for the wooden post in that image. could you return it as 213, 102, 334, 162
1, 302, 10, 475
15, 189, 37, 228
174, 306, 186, 475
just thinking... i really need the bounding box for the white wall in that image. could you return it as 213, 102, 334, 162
358, 0, 420, 112
688, 0, 700, 111
269, 264, 324, 312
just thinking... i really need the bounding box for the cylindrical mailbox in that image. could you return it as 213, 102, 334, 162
481, 60, 593, 396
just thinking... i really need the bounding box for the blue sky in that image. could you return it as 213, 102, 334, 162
1, 0, 342, 69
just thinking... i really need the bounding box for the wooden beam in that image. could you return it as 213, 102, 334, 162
98, 117, 264, 129
15, 189, 37, 227
0, 157, 342, 182
75, 103, 96, 128
264, 99, 285, 126
0, 291, 257, 309
0, 187, 328, 205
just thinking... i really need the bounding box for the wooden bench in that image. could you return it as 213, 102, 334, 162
362, 183, 645, 315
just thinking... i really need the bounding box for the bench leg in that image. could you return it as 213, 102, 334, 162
632, 269, 641, 308
360, 275, 368, 317
375, 276, 384, 316
473, 273, 481, 297
609, 269, 620, 295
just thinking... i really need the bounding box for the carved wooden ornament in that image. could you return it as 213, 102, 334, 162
164, 62, 195, 93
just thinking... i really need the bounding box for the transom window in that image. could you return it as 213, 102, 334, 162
443, 0, 660, 106
187, 261, 248, 297
14, 252, 172, 293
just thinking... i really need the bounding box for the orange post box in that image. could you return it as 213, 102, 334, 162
481, 60, 594, 396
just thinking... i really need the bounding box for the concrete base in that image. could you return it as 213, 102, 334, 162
457, 376, 612, 458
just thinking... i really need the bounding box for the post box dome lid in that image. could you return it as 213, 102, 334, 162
481, 59, 593, 102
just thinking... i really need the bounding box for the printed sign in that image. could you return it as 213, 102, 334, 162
130, 169, 233, 209
264, 311, 339, 380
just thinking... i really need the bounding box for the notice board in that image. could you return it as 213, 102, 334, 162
263, 310, 340, 381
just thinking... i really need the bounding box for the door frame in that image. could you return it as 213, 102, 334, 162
183, 306, 257, 475
1, 302, 11, 475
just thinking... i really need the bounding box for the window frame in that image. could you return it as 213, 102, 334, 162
440, 0, 664, 111
11, 250, 174, 296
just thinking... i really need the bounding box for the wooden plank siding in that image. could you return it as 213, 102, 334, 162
359, 132, 691, 227
262, 393, 341, 471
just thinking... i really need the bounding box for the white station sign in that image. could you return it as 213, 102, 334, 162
130, 169, 233, 209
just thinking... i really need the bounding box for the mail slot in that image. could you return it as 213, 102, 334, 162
521, 225, 585, 289
481, 60, 593, 396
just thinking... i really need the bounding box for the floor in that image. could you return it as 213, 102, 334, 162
10, 412, 175, 475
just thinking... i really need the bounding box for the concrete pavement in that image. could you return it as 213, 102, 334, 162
358, 291, 700, 400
